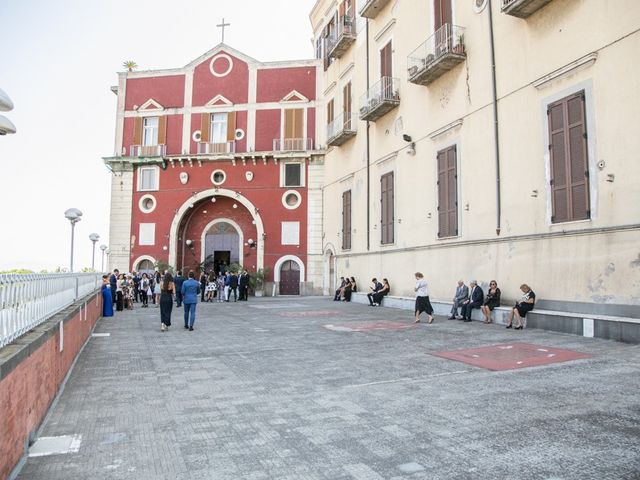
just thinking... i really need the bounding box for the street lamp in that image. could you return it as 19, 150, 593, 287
100, 244, 108, 272
89, 233, 100, 270
64, 208, 83, 272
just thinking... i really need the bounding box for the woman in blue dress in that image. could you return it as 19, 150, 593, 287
102, 275, 114, 317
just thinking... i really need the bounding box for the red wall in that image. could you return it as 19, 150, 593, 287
255, 109, 281, 152
256, 67, 316, 103
0, 294, 102, 480
125, 75, 185, 110
166, 115, 183, 155
192, 52, 249, 106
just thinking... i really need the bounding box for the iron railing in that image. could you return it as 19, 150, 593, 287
0, 273, 103, 349
326, 16, 356, 57
129, 144, 166, 157
197, 141, 236, 154
407, 24, 466, 77
327, 112, 356, 142
358, 76, 400, 117
273, 138, 314, 151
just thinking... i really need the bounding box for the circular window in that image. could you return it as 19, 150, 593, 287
473, 0, 488, 12
192, 130, 202, 142
139, 194, 157, 213
211, 169, 226, 185
282, 190, 302, 210
235, 128, 245, 140
209, 54, 234, 77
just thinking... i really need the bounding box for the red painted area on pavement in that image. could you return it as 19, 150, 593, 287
323, 321, 418, 332
431, 342, 592, 371
279, 310, 340, 317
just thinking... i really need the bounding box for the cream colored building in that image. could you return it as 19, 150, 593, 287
311, 0, 640, 309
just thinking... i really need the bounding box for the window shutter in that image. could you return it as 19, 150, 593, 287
226, 112, 236, 142
342, 190, 351, 250
284, 109, 294, 140
294, 109, 304, 139
437, 149, 447, 237
157, 116, 167, 145
446, 146, 458, 237
381, 172, 394, 244
200, 113, 210, 143
343, 83, 352, 129
380, 42, 392, 78
133, 117, 143, 146
339, 0, 346, 17
327, 99, 334, 125
567, 93, 590, 220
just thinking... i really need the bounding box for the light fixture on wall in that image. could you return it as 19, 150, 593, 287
185, 239, 194, 249
246, 239, 257, 249
403, 134, 416, 156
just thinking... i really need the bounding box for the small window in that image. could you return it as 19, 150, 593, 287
143, 117, 159, 146
284, 163, 303, 187
211, 169, 226, 185
139, 194, 157, 213
210, 113, 228, 143
282, 190, 302, 210
138, 166, 159, 192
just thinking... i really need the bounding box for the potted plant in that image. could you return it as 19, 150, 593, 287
249, 268, 270, 297
453, 34, 465, 54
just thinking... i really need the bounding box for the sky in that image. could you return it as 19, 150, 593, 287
0, 0, 318, 272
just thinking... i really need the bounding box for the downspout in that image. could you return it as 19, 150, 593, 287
366, 18, 371, 250
488, 0, 501, 235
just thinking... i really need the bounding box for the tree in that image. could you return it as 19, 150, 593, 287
122, 60, 138, 72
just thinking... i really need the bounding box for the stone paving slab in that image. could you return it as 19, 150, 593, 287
15, 297, 640, 480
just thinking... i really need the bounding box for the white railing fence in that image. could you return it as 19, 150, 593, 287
0, 273, 103, 349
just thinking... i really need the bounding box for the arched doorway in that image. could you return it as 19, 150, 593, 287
203, 220, 241, 274
135, 257, 155, 275
279, 260, 300, 295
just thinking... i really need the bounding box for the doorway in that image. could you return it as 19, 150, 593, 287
204, 222, 240, 272
279, 260, 300, 295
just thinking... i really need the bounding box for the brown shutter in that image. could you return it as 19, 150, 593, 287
339, 0, 345, 17
294, 109, 304, 138
157, 116, 167, 145
434, 0, 452, 30
133, 117, 143, 145
381, 41, 392, 78
327, 99, 334, 125
381, 172, 394, 244
437, 145, 458, 237
284, 109, 294, 139
343, 83, 352, 129
548, 91, 590, 223
226, 111, 236, 142
437, 150, 447, 237
200, 113, 210, 143
342, 190, 351, 250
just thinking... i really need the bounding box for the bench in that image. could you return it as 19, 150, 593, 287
350, 292, 640, 344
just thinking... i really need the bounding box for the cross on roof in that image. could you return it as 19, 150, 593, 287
217, 18, 231, 43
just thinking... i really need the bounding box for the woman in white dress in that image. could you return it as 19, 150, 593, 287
414, 272, 434, 324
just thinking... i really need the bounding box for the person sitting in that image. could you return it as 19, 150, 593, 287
460, 280, 484, 322
367, 278, 383, 306
343, 277, 357, 301
371, 278, 390, 306
506, 284, 536, 330
334, 277, 347, 301
448, 280, 469, 319
481, 280, 501, 324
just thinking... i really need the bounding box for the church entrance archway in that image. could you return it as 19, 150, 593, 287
203, 220, 241, 274
279, 260, 300, 295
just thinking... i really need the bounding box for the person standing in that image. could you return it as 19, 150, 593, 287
448, 280, 469, 320
132, 271, 141, 303
199, 272, 207, 302
229, 271, 239, 302
216, 272, 225, 303
181, 271, 201, 331
160, 272, 175, 332
174, 270, 184, 308
101, 275, 114, 317
116, 273, 125, 312
140, 273, 150, 308
414, 272, 434, 324
224, 271, 232, 301
238, 270, 250, 301
109, 269, 119, 307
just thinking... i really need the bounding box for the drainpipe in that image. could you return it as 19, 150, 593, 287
366, 18, 371, 250
488, 0, 502, 236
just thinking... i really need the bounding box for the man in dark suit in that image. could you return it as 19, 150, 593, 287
174, 270, 185, 307
228, 271, 239, 302
109, 269, 119, 306
238, 270, 250, 301
461, 280, 484, 322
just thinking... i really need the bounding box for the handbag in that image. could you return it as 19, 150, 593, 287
147, 287, 153, 296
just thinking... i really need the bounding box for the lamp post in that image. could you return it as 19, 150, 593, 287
64, 208, 83, 272
89, 233, 100, 270
100, 244, 108, 272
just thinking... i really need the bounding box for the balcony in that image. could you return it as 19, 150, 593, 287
358, 76, 400, 122
501, 0, 554, 18
129, 144, 166, 157
197, 141, 236, 155
359, 0, 392, 19
407, 24, 466, 86
327, 16, 356, 59
327, 112, 357, 147
273, 138, 314, 152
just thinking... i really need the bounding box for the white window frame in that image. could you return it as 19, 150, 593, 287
280, 162, 305, 188
138, 166, 160, 192
143, 117, 159, 146
210, 112, 228, 144
139, 223, 156, 246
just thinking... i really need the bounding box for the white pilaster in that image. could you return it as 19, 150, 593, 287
182, 69, 194, 154
108, 166, 134, 272
247, 66, 258, 151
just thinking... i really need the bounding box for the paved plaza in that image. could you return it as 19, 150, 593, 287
17, 297, 640, 480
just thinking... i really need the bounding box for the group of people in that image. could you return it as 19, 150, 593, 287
102, 267, 252, 333
199, 270, 251, 303
334, 273, 536, 329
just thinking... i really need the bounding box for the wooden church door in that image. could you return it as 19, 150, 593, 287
279, 260, 301, 295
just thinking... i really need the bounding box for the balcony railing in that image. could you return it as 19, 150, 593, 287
327, 112, 357, 147
0, 273, 103, 349
358, 76, 400, 122
130, 144, 166, 157
197, 141, 236, 155
359, 0, 392, 19
407, 24, 466, 86
501, 0, 554, 18
327, 16, 356, 59
273, 138, 314, 152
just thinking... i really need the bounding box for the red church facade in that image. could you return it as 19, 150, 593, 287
104, 45, 324, 295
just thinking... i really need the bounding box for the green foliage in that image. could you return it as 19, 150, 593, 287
123, 60, 138, 71
0, 268, 35, 274
81, 267, 97, 273
154, 260, 173, 274
248, 267, 271, 292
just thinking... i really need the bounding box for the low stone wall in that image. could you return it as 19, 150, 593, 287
0, 292, 102, 480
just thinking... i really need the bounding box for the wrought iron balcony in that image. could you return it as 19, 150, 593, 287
197, 141, 236, 155
501, 0, 554, 18
327, 16, 356, 59
327, 112, 357, 147
273, 138, 314, 152
129, 144, 166, 157
407, 24, 466, 86
359, 0, 392, 19
358, 77, 400, 122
